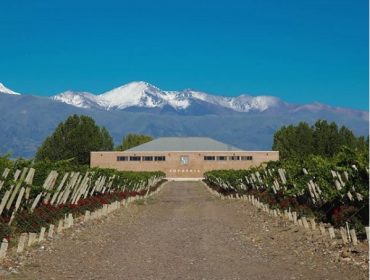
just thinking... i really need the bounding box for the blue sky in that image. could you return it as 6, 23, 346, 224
0, 0, 368, 110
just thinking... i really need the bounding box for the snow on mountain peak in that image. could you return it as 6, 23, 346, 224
96, 81, 166, 110
229, 95, 282, 112
0, 83, 21, 95
51, 81, 284, 112
52, 91, 97, 109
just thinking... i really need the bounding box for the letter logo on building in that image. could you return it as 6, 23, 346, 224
180, 156, 189, 165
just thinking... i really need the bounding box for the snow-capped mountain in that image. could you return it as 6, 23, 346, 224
0, 83, 21, 95
1, 80, 367, 120
0, 80, 368, 158
53, 91, 100, 109
51, 81, 284, 113
96, 82, 169, 110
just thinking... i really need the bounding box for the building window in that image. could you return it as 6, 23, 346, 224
217, 156, 227, 161
204, 156, 215, 161
117, 156, 128, 161
154, 156, 166, 161
229, 156, 240, 160
130, 156, 141, 161
241, 156, 253, 160
143, 156, 153, 161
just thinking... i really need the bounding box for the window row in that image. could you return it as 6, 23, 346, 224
203, 155, 253, 161
117, 156, 166, 162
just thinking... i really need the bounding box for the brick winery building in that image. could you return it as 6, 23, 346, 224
90, 137, 279, 179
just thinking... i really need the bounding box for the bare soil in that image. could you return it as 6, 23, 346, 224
2, 181, 368, 279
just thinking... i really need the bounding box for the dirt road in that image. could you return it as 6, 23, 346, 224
5, 181, 368, 279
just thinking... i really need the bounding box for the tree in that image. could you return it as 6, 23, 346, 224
294, 122, 314, 157
100, 127, 114, 151
355, 135, 368, 153
35, 115, 113, 165
338, 126, 356, 149
272, 125, 295, 159
312, 120, 340, 157
272, 119, 368, 160
116, 133, 153, 151
272, 122, 313, 159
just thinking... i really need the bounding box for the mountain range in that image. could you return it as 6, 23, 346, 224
52, 81, 284, 113
0, 81, 368, 158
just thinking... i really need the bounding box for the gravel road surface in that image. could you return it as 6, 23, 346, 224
5, 181, 368, 279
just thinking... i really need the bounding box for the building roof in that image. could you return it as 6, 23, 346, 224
126, 137, 243, 152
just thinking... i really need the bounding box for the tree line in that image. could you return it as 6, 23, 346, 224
31, 115, 369, 165
272, 120, 368, 160
36, 115, 153, 165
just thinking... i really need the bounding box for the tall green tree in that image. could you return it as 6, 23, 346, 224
272, 122, 313, 159
273, 119, 368, 160
36, 115, 113, 165
356, 136, 369, 153
312, 120, 340, 157
100, 127, 114, 151
116, 133, 153, 151
337, 126, 357, 150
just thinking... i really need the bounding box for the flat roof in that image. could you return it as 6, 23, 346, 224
125, 137, 243, 152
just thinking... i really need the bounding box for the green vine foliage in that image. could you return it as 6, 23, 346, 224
0, 154, 13, 171
0, 158, 165, 240
204, 147, 369, 233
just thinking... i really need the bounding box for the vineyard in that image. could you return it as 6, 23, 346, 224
0, 158, 165, 244
204, 150, 369, 238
